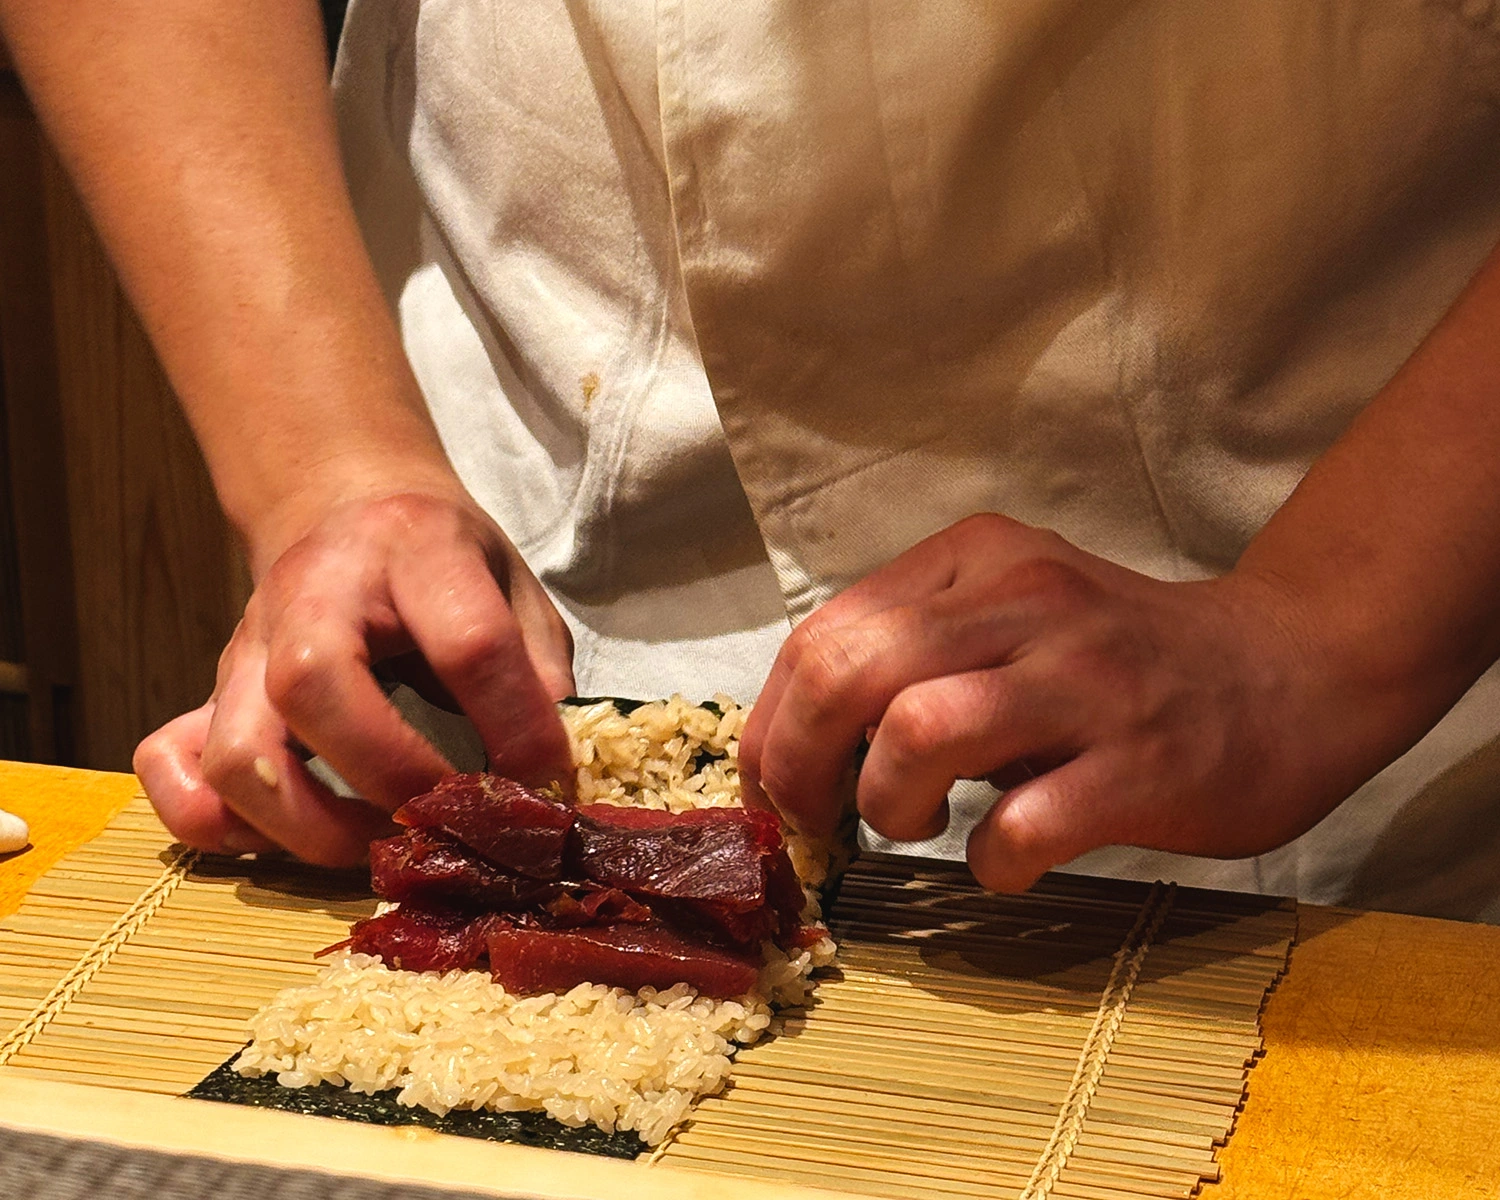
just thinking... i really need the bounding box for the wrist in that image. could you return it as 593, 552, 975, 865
239, 448, 475, 578
1208, 559, 1466, 800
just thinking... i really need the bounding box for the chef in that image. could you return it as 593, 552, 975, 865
5, 1, 1499, 919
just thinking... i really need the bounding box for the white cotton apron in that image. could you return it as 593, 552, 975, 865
334, 1, 1500, 920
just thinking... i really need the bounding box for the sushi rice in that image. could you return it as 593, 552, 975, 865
233, 696, 838, 1146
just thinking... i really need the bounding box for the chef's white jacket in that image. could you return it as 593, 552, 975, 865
334, 0, 1500, 919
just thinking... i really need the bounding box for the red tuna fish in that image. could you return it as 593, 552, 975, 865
486, 922, 761, 999
570, 805, 805, 945
370, 828, 571, 911
337, 908, 491, 973
394, 774, 573, 880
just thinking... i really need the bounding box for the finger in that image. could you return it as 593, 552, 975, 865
744, 513, 1046, 806
856, 666, 1084, 843
508, 573, 577, 702
263, 594, 456, 808
965, 756, 1110, 893
205, 648, 400, 866
749, 598, 1035, 834
744, 531, 970, 784
134, 705, 276, 855
390, 544, 573, 789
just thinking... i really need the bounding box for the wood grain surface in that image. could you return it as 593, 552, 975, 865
39, 148, 249, 771
0, 72, 78, 765
1204, 904, 1500, 1198
0, 79, 249, 772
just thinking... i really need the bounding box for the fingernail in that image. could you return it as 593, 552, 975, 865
252, 755, 279, 789
220, 827, 262, 856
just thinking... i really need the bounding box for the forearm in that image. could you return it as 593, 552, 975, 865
1237, 239, 1500, 732
0, 0, 459, 572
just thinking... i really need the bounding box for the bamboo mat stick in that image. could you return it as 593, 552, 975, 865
668, 1144, 1187, 1200
779, 997, 1257, 1060
751, 1022, 1242, 1082
681, 1107, 1216, 1176
748, 1024, 1249, 1090
0, 1064, 188, 1093
689, 1092, 1217, 1157
685, 1104, 1217, 1171
743, 1039, 1247, 1101
672, 1126, 1210, 1196
829, 968, 1278, 1027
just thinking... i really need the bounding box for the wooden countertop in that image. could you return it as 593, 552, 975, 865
2, 760, 1497, 1197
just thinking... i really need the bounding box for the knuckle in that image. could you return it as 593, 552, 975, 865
860, 790, 944, 843
779, 619, 821, 670
878, 691, 953, 767
160, 802, 239, 855
264, 637, 339, 714
259, 543, 327, 601
754, 757, 823, 831
368, 492, 487, 551
969, 816, 1050, 893
131, 730, 168, 779
546, 607, 574, 653
433, 623, 510, 682
947, 511, 1034, 554
953, 511, 1012, 541
214, 623, 248, 687
1000, 555, 1097, 611
366, 491, 439, 530
795, 629, 873, 717
152, 805, 214, 851
968, 849, 1031, 894
1001, 807, 1052, 864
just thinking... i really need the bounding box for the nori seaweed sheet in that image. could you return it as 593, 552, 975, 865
562, 694, 723, 718
187, 1052, 646, 1159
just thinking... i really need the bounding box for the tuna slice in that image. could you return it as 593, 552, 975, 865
570, 806, 778, 906
570, 805, 805, 945
487, 923, 761, 998
342, 908, 490, 973
394, 774, 573, 880
369, 829, 569, 911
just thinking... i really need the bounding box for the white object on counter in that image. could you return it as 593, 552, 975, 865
0, 808, 29, 854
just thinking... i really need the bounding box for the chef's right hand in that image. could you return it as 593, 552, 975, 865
134, 489, 576, 866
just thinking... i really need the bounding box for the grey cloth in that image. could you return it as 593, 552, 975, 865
0, 1127, 491, 1200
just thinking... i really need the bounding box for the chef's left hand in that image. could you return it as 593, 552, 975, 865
740, 513, 1410, 892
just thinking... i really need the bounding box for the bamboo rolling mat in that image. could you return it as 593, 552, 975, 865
0, 793, 1294, 1200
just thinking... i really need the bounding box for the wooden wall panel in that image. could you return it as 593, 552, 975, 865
0, 73, 77, 764
39, 144, 250, 771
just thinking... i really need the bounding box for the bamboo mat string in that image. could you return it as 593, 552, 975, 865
0, 846, 200, 1067
1017, 880, 1176, 1200
645, 1133, 678, 1165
